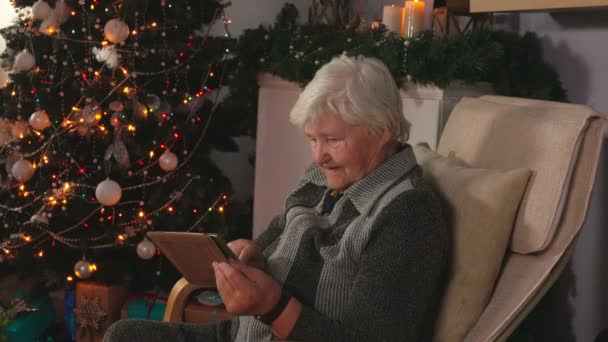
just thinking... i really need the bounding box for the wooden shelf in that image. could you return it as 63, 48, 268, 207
469, 0, 608, 13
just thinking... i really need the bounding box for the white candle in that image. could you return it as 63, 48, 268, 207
402, 0, 425, 38
382, 5, 404, 36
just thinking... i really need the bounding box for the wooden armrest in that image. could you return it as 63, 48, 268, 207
164, 277, 216, 322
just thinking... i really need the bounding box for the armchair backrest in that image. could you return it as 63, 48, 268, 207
435, 96, 606, 341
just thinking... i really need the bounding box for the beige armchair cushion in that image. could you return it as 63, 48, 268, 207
413, 144, 531, 342
437, 96, 595, 254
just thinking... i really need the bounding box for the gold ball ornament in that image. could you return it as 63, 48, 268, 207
11, 158, 36, 182
159, 150, 178, 172
136, 239, 156, 260
14, 51, 36, 72
74, 259, 93, 279
104, 19, 130, 44
29, 110, 51, 131
95, 178, 122, 206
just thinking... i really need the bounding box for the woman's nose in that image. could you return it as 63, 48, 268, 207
312, 144, 330, 165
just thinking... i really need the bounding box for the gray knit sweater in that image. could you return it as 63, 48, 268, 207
230, 145, 450, 342
102, 146, 449, 342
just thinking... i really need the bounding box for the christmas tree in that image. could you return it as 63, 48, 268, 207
0, 0, 248, 289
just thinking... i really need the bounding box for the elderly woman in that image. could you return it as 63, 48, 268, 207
104, 55, 449, 342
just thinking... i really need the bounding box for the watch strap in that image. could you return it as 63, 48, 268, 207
255, 289, 291, 325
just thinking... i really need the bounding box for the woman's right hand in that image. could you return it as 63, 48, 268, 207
227, 239, 266, 270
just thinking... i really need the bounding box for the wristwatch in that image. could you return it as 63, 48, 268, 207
255, 289, 292, 325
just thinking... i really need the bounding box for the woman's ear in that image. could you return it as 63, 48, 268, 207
380, 129, 393, 145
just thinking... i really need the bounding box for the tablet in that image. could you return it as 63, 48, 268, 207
146, 231, 237, 286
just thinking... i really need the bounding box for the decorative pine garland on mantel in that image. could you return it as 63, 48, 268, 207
215, 3, 566, 137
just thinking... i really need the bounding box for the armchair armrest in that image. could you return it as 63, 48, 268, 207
164, 277, 236, 323
164, 277, 215, 322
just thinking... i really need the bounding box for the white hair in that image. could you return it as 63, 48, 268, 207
289, 55, 409, 142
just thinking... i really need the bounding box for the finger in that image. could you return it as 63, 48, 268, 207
231, 261, 267, 279
238, 245, 259, 263
213, 262, 235, 298
215, 261, 254, 290
227, 239, 248, 256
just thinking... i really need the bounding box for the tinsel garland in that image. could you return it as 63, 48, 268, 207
216, 4, 566, 135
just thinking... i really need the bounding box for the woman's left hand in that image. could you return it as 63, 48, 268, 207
212, 261, 282, 316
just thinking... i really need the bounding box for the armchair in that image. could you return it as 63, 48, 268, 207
163, 95, 606, 341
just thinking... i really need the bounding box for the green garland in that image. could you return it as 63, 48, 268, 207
0, 317, 11, 342
217, 4, 566, 135
0, 307, 17, 342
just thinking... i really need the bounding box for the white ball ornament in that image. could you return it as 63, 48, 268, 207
14, 51, 35, 72
0, 129, 11, 146
74, 259, 93, 279
11, 120, 29, 139
159, 150, 178, 172
82, 104, 101, 124
136, 239, 156, 260
11, 159, 36, 182
5, 154, 20, 175
104, 19, 130, 44
29, 110, 51, 131
32, 0, 51, 20
30, 214, 49, 225
95, 178, 122, 206
53, 0, 71, 24
108, 101, 124, 112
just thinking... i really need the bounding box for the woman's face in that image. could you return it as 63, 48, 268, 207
303, 112, 392, 192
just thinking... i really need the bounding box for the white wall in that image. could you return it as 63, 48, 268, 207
208, 1, 308, 203
0, 0, 16, 84
210, 0, 309, 37
517, 11, 608, 341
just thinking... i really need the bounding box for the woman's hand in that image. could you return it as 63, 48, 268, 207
212, 261, 281, 316
227, 239, 265, 269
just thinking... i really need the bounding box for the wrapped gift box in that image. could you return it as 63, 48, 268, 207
3, 291, 55, 342
120, 293, 167, 321
75, 282, 128, 342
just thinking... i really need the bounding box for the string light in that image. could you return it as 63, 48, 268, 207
0, 1, 236, 257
